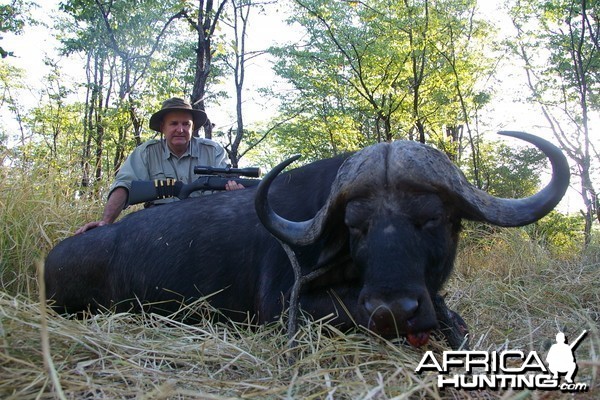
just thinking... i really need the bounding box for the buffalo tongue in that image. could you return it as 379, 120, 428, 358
407, 331, 430, 347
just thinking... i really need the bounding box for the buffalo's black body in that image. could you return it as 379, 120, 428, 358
45, 157, 351, 322
45, 132, 570, 344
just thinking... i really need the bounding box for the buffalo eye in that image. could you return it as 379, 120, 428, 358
344, 201, 371, 235
416, 214, 444, 230
347, 225, 367, 236
345, 217, 368, 236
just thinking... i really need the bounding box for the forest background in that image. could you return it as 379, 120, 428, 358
1, 0, 599, 251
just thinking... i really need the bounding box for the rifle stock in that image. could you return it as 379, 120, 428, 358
127, 176, 259, 206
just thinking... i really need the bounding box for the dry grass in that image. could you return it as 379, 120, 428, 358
1, 161, 599, 399
2, 286, 458, 399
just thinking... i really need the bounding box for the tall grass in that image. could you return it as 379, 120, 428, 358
0, 157, 598, 398
0, 157, 101, 294
453, 228, 599, 349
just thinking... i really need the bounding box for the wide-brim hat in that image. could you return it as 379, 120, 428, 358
149, 97, 208, 132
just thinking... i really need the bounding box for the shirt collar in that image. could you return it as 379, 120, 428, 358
162, 138, 195, 160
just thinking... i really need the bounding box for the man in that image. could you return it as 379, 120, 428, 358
76, 97, 242, 234
546, 331, 578, 383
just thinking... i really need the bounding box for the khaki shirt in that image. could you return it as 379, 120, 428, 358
110, 137, 228, 203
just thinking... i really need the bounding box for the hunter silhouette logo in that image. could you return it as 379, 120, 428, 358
415, 330, 589, 392
546, 330, 587, 384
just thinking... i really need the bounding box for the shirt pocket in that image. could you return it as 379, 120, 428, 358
149, 169, 175, 181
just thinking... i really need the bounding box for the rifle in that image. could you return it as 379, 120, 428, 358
127, 165, 261, 206
569, 330, 588, 350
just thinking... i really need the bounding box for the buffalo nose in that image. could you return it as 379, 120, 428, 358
363, 296, 419, 322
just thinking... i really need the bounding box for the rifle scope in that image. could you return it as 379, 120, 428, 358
194, 165, 262, 178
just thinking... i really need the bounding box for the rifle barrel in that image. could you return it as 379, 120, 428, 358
194, 165, 261, 177
569, 330, 588, 349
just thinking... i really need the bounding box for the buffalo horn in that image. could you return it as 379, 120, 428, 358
454, 130, 570, 226
255, 154, 330, 245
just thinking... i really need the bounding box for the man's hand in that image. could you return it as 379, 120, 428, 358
75, 220, 107, 235
74, 188, 128, 235
225, 180, 245, 191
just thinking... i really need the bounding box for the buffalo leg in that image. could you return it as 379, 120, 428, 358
433, 294, 470, 350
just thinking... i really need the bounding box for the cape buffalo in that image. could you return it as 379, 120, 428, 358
44, 131, 569, 347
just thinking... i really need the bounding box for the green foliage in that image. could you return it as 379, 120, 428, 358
269, 0, 494, 155
536, 0, 600, 110
268, 109, 366, 162
51, 0, 201, 187
24, 101, 89, 169
524, 211, 585, 256
464, 139, 546, 197
510, 0, 600, 113
57, 0, 193, 100
59, 0, 181, 55
0, 0, 37, 57
0, 60, 28, 143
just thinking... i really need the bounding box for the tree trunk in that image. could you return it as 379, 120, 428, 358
187, 0, 229, 139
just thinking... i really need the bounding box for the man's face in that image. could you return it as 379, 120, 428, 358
161, 111, 194, 155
